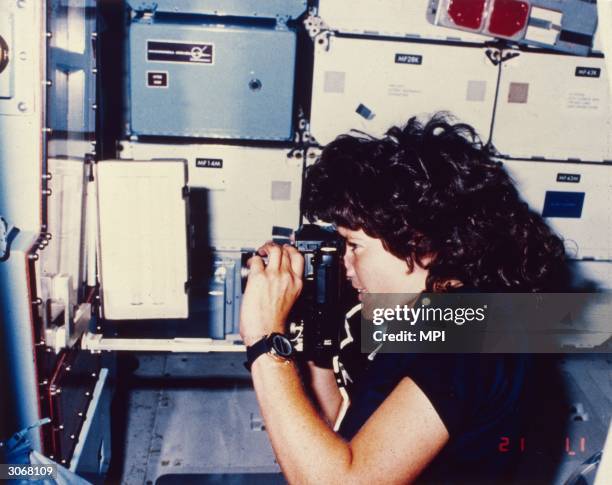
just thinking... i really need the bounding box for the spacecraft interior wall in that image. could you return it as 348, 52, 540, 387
502, 159, 612, 261
127, 19, 298, 141
317, 0, 492, 42
309, 35, 498, 146
120, 142, 303, 251
127, 0, 307, 20
493, 51, 612, 162
41, 158, 86, 299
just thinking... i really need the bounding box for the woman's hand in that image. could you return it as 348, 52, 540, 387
239, 242, 304, 346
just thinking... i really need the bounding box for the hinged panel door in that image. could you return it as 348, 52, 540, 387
97, 160, 189, 319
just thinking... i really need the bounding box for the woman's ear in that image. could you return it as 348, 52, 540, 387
410, 252, 435, 271
432, 279, 464, 292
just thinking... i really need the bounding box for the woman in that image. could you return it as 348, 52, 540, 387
240, 113, 570, 483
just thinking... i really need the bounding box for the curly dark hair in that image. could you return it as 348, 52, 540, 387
301, 113, 570, 292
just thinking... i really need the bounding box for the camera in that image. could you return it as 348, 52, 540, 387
241, 224, 350, 366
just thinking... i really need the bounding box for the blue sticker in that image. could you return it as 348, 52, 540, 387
542, 191, 585, 218
0, 216, 20, 263
356, 104, 374, 120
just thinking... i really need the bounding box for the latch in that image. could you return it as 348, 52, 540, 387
0, 34, 8, 74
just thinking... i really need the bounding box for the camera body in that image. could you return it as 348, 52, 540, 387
242, 224, 349, 366
292, 224, 347, 366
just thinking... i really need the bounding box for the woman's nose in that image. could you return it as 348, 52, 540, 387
343, 251, 354, 277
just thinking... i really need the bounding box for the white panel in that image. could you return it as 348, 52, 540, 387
502, 159, 612, 260
592, 21, 605, 54
41, 158, 86, 298
569, 260, 612, 291
97, 160, 189, 319
317, 0, 490, 42
493, 52, 612, 162
120, 143, 303, 250
310, 36, 497, 146
0, 0, 44, 233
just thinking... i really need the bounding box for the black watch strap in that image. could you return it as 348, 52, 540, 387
244, 333, 294, 371
244, 337, 271, 371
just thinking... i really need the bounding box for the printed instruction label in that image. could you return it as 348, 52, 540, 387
556, 173, 581, 183
395, 53, 422, 65
388, 84, 422, 97
147, 71, 168, 88
566, 92, 601, 111
575, 67, 601, 78
196, 158, 223, 169
147, 40, 214, 65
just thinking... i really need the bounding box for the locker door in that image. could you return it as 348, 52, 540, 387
317, 0, 490, 42
503, 159, 612, 261
97, 160, 189, 319
493, 51, 612, 162
310, 36, 498, 146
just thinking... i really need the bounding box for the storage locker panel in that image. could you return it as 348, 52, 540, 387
317, 0, 490, 42
127, 0, 307, 20
493, 52, 612, 162
97, 160, 189, 319
41, 158, 86, 299
0, 12, 14, 100
310, 36, 497, 146
121, 142, 303, 250
128, 20, 297, 140
47, 0, 96, 137
502, 159, 612, 261
570, 260, 612, 291
0, 0, 36, 117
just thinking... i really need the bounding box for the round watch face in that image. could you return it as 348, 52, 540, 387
271, 334, 293, 357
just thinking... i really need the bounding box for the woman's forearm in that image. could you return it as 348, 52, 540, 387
307, 361, 343, 427
251, 355, 352, 484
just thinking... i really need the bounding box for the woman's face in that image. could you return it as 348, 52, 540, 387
337, 226, 429, 300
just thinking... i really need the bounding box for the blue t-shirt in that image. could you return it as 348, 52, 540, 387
331, 305, 567, 484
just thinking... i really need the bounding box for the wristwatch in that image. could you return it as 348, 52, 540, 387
244, 333, 295, 371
